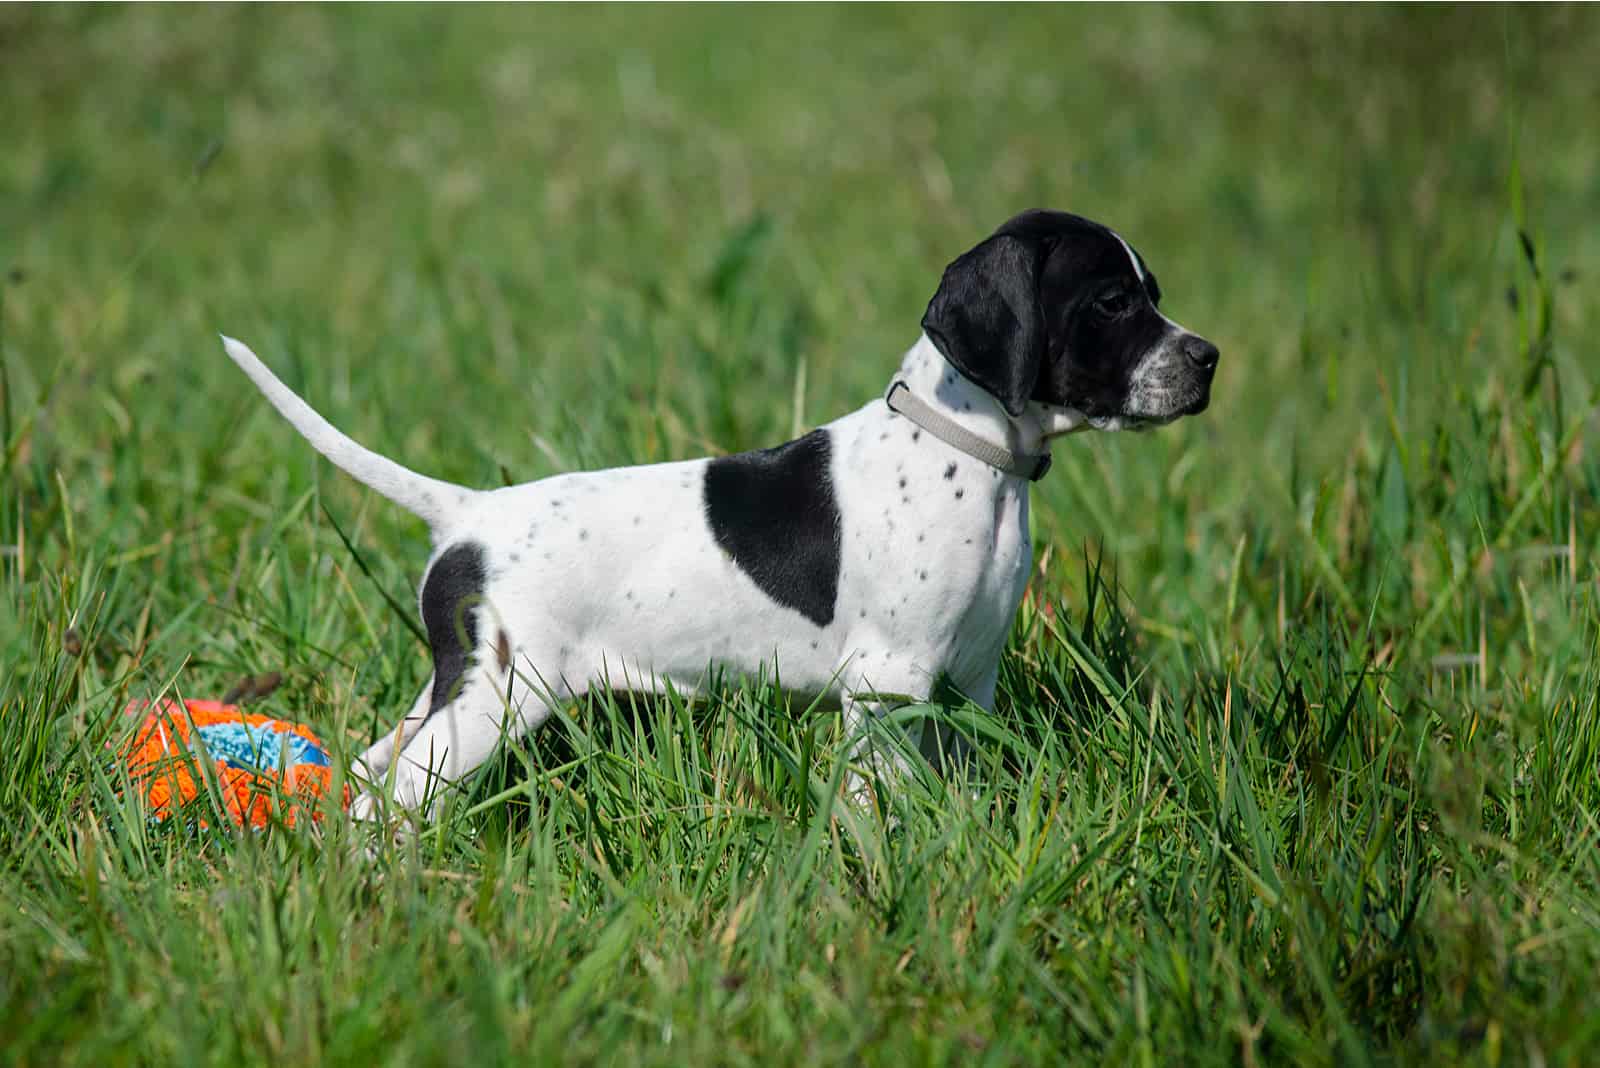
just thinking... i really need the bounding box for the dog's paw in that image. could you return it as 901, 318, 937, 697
347, 791, 418, 859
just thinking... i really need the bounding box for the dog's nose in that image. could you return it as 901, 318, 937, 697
1182, 336, 1219, 372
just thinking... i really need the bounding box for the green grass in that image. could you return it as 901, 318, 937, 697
3, 5, 1598, 1065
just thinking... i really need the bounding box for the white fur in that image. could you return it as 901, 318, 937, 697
1112, 229, 1193, 336
1112, 231, 1146, 283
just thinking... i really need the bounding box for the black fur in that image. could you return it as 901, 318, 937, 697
920, 232, 1046, 417
703, 429, 841, 627
420, 541, 487, 714
923, 209, 1217, 422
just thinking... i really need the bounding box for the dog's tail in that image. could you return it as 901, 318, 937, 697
220, 335, 472, 533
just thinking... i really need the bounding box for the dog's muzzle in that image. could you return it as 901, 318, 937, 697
1123, 332, 1219, 424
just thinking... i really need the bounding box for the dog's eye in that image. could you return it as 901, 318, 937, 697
1092, 293, 1131, 319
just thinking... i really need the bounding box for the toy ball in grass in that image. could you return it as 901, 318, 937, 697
121, 698, 349, 829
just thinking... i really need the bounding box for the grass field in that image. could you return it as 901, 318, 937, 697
3, 6, 1599, 1065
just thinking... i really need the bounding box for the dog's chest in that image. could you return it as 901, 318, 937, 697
831, 405, 1033, 683
947, 478, 1032, 680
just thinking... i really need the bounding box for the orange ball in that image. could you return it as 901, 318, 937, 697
121, 698, 349, 829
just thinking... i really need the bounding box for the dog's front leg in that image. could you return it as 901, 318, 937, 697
839, 659, 1002, 807
915, 667, 998, 776
837, 659, 938, 807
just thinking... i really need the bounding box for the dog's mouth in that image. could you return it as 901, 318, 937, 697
1095, 386, 1210, 432
1087, 412, 1169, 432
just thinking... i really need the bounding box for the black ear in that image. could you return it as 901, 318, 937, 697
920, 234, 1047, 417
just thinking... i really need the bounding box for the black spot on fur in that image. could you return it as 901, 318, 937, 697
420, 542, 487, 715
944, 463, 958, 479
955, 489, 965, 499
704, 429, 841, 627
898, 477, 907, 489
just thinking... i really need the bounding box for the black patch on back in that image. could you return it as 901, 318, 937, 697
704, 429, 841, 627
420, 542, 487, 714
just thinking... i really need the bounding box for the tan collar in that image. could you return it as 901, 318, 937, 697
884, 381, 1052, 481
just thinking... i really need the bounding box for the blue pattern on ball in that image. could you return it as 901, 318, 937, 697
193, 719, 331, 773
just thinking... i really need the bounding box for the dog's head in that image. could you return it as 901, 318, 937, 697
922, 209, 1218, 431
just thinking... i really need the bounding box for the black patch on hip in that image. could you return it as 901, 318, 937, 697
704, 429, 841, 627
419, 541, 487, 714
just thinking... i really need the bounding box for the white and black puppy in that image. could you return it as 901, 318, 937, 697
220, 209, 1218, 819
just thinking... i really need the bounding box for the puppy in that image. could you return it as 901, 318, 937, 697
221, 209, 1217, 818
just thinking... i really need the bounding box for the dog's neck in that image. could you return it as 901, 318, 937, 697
890, 334, 1089, 461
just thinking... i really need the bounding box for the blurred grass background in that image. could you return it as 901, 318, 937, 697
1, 6, 1598, 1065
